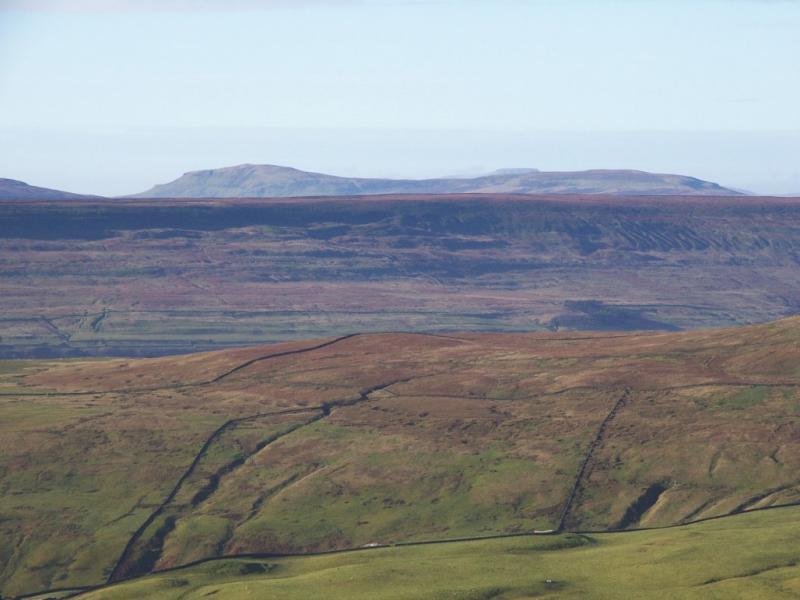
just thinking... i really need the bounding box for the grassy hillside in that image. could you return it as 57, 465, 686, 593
2, 195, 800, 357
2, 318, 800, 596
79, 506, 800, 599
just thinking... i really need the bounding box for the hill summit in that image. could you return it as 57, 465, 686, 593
0, 178, 99, 200
131, 164, 740, 198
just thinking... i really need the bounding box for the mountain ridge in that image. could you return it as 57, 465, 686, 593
130, 164, 741, 198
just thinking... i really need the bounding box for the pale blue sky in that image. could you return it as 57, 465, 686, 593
1, 0, 798, 195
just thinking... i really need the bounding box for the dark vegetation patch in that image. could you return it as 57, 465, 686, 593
616, 483, 669, 529
702, 559, 800, 585
132, 229, 204, 240
505, 534, 596, 554
300, 249, 359, 258
208, 562, 281, 578
122, 516, 177, 580
307, 225, 351, 240
436, 581, 568, 600
440, 238, 509, 251
550, 301, 680, 332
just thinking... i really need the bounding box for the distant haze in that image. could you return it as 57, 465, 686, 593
1, 0, 798, 195
2, 128, 798, 197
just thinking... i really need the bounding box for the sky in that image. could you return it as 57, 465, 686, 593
0, 0, 798, 196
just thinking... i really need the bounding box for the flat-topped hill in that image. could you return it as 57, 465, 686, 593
130, 164, 741, 198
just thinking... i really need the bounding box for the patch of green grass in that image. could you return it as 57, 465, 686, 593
82, 506, 800, 600
717, 387, 769, 411
0, 405, 227, 598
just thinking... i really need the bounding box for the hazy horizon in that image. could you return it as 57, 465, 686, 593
3, 127, 799, 197
1, 0, 799, 195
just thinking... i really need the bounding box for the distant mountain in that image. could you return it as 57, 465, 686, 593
0, 178, 98, 200
131, 164, 740, 198
487, 168, 541, 176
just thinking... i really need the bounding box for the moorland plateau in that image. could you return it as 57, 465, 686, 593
1, 194, 800, 358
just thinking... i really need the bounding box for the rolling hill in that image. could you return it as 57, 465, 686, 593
130, 164, 740, 198
0, 178, 98, 201
2, 317, 800, 597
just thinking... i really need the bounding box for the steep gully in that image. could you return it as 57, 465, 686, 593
107, 375, 411, 583
556, 388, 630, 532
104, 406, 321, 582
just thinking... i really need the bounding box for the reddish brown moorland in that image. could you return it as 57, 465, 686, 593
1, 194, 799, 358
